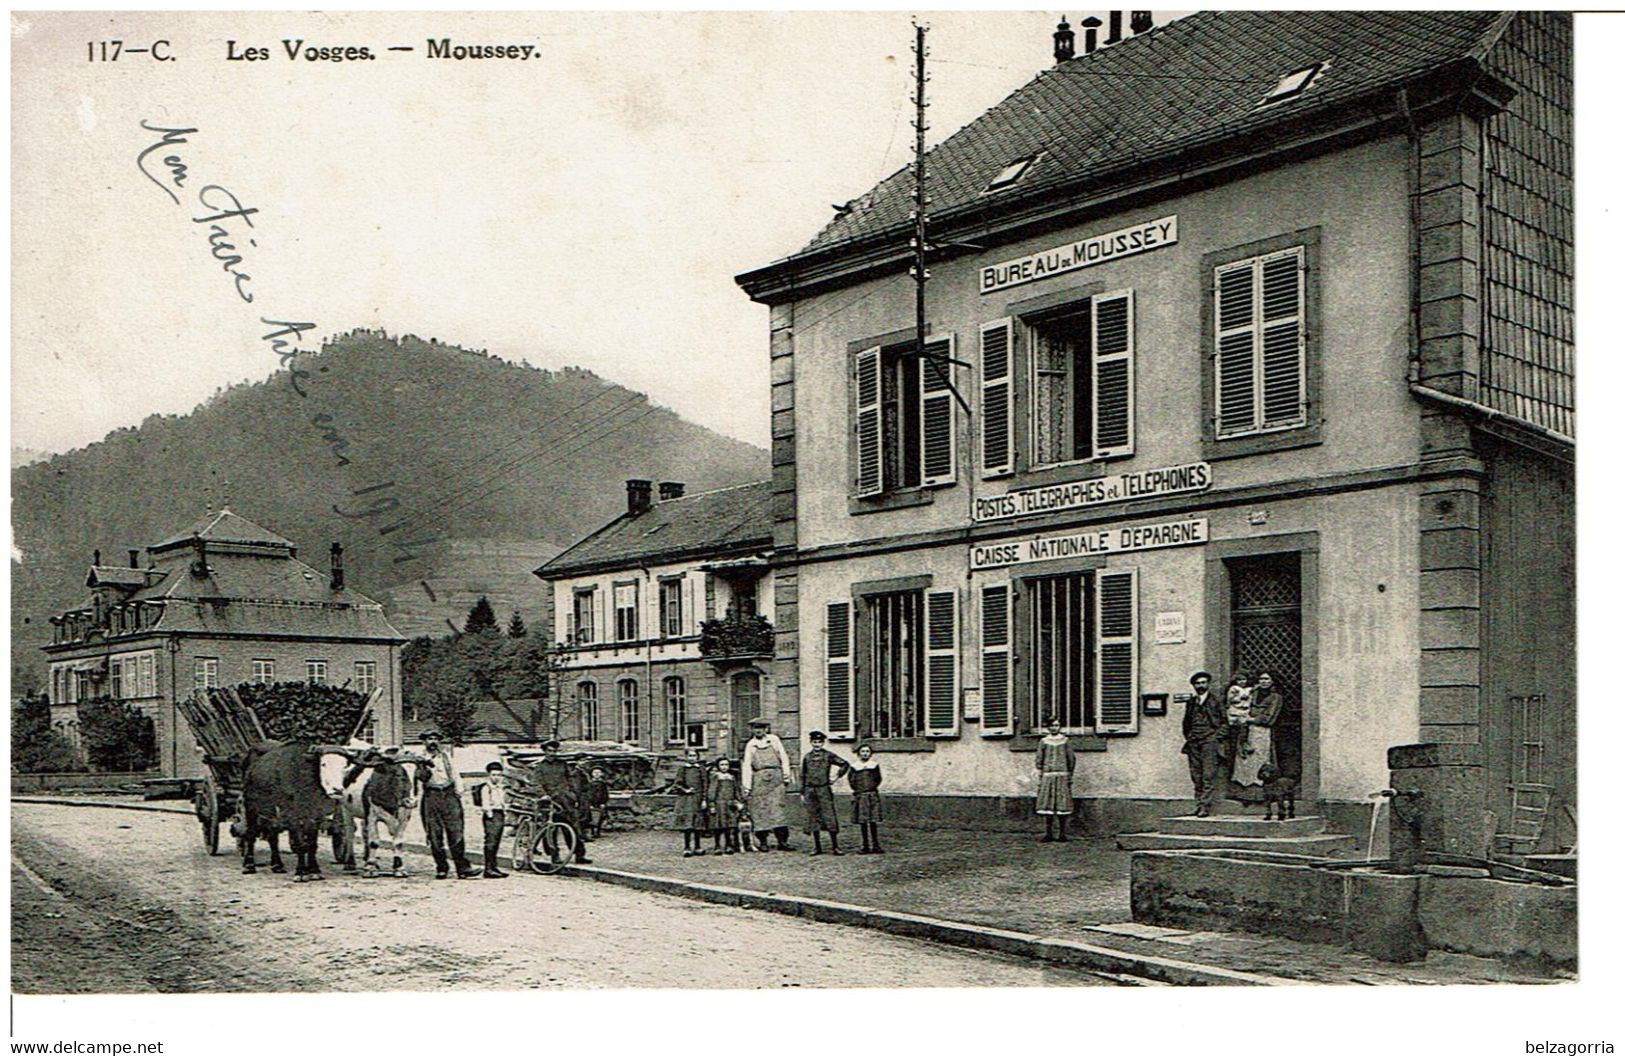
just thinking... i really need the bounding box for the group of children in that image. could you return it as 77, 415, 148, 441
668, 738, 886, 857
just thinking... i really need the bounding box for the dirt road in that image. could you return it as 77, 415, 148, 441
10, 801, 1111, 991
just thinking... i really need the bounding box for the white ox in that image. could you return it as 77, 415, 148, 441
322, 740, 421, 877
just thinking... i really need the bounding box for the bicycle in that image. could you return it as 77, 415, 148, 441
508, 794, 580, 876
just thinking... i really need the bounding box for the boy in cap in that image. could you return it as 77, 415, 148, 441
800, 731, 851, 855
476, 761, 509, 878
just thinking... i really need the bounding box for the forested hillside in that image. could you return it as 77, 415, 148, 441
12, 331, 766, 675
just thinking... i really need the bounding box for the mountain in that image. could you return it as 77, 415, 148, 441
12, 447, 49, 470
11, 331, 768, 677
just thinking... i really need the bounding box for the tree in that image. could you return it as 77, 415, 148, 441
77, 697, 158, 772
507, 610, 528, 638
464, 596, 498, 636
11, 693, 84, 773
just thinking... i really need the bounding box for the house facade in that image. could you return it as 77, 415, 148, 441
536, 480, 776, 761
43, 509, 407, 777
735, 12, 1573, 837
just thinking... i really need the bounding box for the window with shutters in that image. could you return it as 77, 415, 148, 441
1019, 568, 1139, 735
613, 581, 639, 642
864, 590, 925, 739
1024, 290, 1135, 468
572, 587, 597, 644
659, 577, 684, 638
852, 335, 958, 500
1203, 231, 1320, 459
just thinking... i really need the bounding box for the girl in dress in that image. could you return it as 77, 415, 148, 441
1034, 717, 1077, 842
708, 758, 743, 854
671, 748, 709, 857
846, 743, 885, 854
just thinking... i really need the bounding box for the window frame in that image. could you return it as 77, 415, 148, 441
612, 580, 640, 643
577, 681, 599, 740
659, 576, 685, 638
1008, 564, 1141, 738
305, 659, 329, 685
846, 326, 959, 514
1201, 228, 1322, 461
572, 586, 598, 644
354, 660, 377, 696
194, 657, 220, 692
1022, 288, 1136, 472
663, 675, 687, 745
251, 659, 276, 685
618, 678, 641, 743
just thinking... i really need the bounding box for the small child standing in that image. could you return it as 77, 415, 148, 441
708, 758, 743, 854
587, 766, 610, 838
671, 749, 709, 857
846, 743, 884, 854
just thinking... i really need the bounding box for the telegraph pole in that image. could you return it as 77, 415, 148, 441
911, 18, 930, 368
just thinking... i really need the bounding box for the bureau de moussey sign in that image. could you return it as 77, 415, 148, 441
971, 517, 1209, 571
979, 215, 1178, 294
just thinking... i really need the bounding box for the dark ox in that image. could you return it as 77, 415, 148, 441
239, 741, 351, 880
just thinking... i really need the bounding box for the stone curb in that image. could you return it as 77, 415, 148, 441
13, 795, 1280, 986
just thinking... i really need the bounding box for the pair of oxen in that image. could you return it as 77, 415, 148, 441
235, 740, 423, 881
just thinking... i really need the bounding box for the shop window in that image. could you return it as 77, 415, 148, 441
664, 676, 687, 744
853, 335, 957, 499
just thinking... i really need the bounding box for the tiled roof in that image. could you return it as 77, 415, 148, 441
537, 481, 772, 578
784, 11, 1506, 261
150, 508, 297, 552
150, 597, 404, 642
86, 566, 150, 588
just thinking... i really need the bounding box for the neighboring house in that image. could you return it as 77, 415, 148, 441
535, 480, 775, 760
734, 12, 1573, 838
43, 509, 407, 777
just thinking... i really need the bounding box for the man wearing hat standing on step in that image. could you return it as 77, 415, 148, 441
533, 740, 593, 864
800, 731, 851, 855
1181, 671, 1230, 818
740, 716, 794, 851
419, 731, 478, 879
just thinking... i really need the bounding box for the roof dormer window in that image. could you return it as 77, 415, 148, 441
985, 155, 1037, 192
1260, 62, 1325, 106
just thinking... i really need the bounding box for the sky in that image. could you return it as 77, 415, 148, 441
10, 10, 1184, 456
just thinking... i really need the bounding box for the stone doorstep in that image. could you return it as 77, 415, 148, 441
1115, 831, 1359, 855
1158, 814, 1329, 838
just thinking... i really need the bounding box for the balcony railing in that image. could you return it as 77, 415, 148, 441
699, 612, 774, 661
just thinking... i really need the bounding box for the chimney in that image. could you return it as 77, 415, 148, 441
1080, 15, 1102, 53
1107, 10, 1123, 44
658, 481, 686, 502
1052, 16, 1075, 64
129, 549, 140, 569
1131, 11, 1153, 34
329, 542, 345, 592
626, 479, 654, 517
93, 549, 101, 566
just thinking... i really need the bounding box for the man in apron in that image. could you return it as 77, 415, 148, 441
740, 716, 794, 851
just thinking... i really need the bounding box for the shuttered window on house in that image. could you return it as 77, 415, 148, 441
1214, 247, 1306, 437
924, 589, 959, 736
919, 336, 958, 486
854, 347, 883, 496
1094, 568, 1139, 734
980, 319, 1015, 477
1091, 290, 1135, 458
825, 601, 854, 739
979, 583, 1013, 736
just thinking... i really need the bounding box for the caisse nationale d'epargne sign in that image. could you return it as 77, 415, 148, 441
980, 215, 1178, 294
970, 518, 1209, 571
973, 462, 1211, 523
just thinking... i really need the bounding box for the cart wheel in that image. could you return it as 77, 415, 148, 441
511, 817, 535, 874
195, 778, 221, 856
531, 821, 578, 875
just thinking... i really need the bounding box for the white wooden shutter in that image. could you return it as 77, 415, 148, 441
919, 335, 957, 486
683, 576, 697, 636
1092, 289, 1135, 458
924, 588, 959, 736
979, 583, 1013, 736
825, 601, 854, 739
854, 347, 883, 496
1259, 248, 1307, 429
980, 319, 1015, 477
1214, 262, 1258, 436
1093, 568, 1139, 734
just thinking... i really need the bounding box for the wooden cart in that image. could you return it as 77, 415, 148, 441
175, 688, 269, 856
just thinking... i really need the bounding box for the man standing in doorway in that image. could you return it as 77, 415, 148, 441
1181, 671, 1230, 818
419, 731, 478, 879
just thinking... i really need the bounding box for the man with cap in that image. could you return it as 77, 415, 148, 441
532, 739, 593, 864
419, 730, 478, 879
1181, 671, 1230, 818
740, 716, 794, 851
799, 731, 851, 855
